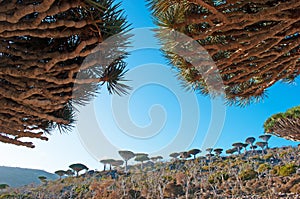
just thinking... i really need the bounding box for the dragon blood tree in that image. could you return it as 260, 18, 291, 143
0, 0, 130, 148
148, 0, 300, 106
264, 105, 300, 141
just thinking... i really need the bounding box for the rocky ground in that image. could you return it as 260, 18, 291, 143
0, 145, 299, 199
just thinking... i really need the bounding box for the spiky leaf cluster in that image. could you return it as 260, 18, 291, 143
264, 105, 300, 141
0, 0, 130, 147
148, 0, 300, 106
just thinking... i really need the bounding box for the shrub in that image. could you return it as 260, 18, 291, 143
278, 164, 297, 176
257, 163, 271, 173
75, 184, 89, 195
201, 166, 209, 171
239, 169, 258, 181
0, 193, 30, 199
0, 184, 9, 190
279, 151, 288, 158
208, 172, 229, 184
262, 154, 273, 161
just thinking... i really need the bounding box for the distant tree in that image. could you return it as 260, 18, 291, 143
100, 159, 109, 171
232, 142, 244, 154
106, 159, 117, 171
169, 152, 180, 160
65, 169, 75, 177
206, 148, 213, 155
188, 149, 201, 160
118, 150, 135, 172
180, 151, 192, 160
250, 145, 258, 151
226, 148, 237, 155
111, 160, 124, 169
151, 156, 163, 162
245, 137, 256, 151
134, 154, 150, 170
205, 153, 214, 162
135, 153, 148, 157
259, 135, 272, 149
205, 148, 214, 165
242, 143, 249, 153
38, 176, 47, 183
157, 156, 163, 161
69, 163, 88, 177
100, 159, 115, 171
264, 105, 300, 141
255, 142, 268, 153
205, 148, 214, 163
0, 184, 9, 190
214, 148, 223, 157
54, 170, 66, 179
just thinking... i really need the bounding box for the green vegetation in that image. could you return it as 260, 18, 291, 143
208, 171, 229, 184
239, 169, 258, 181
0, 184, 9, 190
134, 154, 150, 169
54, 170, 66, 180
264, 105, 300, 141
188, 149, 201, 160
273, 164, 297, 177
69, 164, 88, 177
262, 153, 273, 161
118, 150, 135, 172
257, 163, 271, 174
0, 2, 299, 199
38, 176, 47, 183
1, 143, 300, 198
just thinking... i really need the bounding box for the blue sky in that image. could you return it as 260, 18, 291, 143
1, 0, 299, 173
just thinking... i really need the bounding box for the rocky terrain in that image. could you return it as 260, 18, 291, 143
1, 145, 299, 199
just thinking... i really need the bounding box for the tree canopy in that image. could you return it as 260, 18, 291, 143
264, 105, 300, 141
148, 0, 300, 106
245, 137, 256, 146
213, 148, 223, 156
69, 163, 88, 177
188, 148, 201, 159
232, 142, 244, 154
119, 150, 135, 161
255, 141, 267, 150
0, 0, 129, 148
0, 184, 9, 190
54, 170, 66, 179
169, 152, 180, 159
134, 154, 150, 169
118, 150, 135, 172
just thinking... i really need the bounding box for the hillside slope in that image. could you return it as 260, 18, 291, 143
1, 146, 300, 198
0, 166, 58, 187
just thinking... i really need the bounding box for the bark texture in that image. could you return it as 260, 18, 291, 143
149, 0, 300, 106
0, 0, 129, 147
